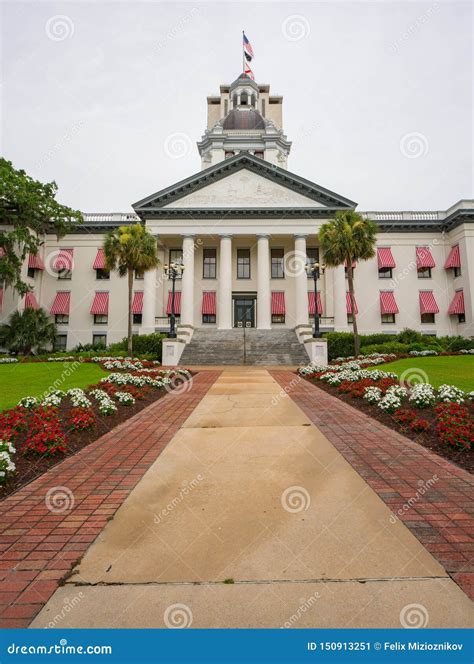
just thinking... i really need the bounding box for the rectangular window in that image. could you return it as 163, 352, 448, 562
55, 314, 69, 325
93, 314, 108, 324
417, 267, 432, 279
58, 269, 72, 280
168, 249, 183, 279
306, 248, 319, 277
454, 266, 462, 278
458, 313, 466, 323
378, 267, 393, 279
421, 313, 435, 324
54, 334, 67, 351
271, 314, 285, 324
134, 269, 144, 280
203, 248, 217, 279
347, 314, 354, 324
381, 313, 396, 324
202, 314, 216, 324
262, 99, 266, 116
133, 313, 142, 325
237, 249, 251, 279
92, 334, 107, 347
254, 151, 264, 159
95, 268, 110, 280
27, 267, 36, 279
271, 248, 284, 279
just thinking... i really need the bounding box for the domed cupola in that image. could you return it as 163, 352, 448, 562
223, 108, 265, 130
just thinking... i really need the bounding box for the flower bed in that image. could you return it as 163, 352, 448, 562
298, 357, 473, 472
0, 367, 193, 497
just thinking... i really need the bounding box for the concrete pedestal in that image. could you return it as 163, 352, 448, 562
162, 339, 185, 366
303, 338, 329, 366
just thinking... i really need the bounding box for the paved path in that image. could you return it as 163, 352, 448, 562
31, 369, 472, 628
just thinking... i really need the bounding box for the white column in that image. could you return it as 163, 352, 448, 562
180, 235, 195, 327
294, 235, 309, 328
257, 234, 271, 329
218, 235, 232, 329
333, 265, 348, 331
141, 267, 157, 334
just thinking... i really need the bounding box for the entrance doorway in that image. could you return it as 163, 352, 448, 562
233, 296, 256, 328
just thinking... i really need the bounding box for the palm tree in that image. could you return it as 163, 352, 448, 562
319, 210, 378, 356
0, 307, 57, 355
103, 224, 159, 355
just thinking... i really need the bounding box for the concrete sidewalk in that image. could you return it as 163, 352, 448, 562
32, 369, 472, 628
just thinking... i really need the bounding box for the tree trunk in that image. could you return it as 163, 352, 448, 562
127, 268, 133, 356
347, 263, 360, 356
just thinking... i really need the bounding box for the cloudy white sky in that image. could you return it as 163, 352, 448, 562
1, 1, 472, 213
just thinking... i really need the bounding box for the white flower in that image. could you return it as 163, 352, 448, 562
0, 439, 16, 483
377, 393, 402, 413
437, 384, 465, 404
386, 385, 408, 400
363, 387, 382, 404
115, 392, 135, 406
409, 383, 436, 408
17, 396, 38, 409
0, 357, 18, 363
67, 388, 92, 408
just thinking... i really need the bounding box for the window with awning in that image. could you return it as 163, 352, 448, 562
271, 291, 285, 323
90, 291, 109, 315
24, 292, 39, 309
54, 248, 74, 271
380, 291, 399, 314
444, 245, 461, 273
202, 291, 216, 323
419, 291, 439, 315
448, 290, 464, 315
50, 291, 71, 315
346, 292, 358, 315
416, 247, 435, 269
132, 291, 144, 314
93, 249, 106, 269
28, 254, 45, 270
377, 248, 396, 269
308, 291, 323, 315
167, 291, 181, 315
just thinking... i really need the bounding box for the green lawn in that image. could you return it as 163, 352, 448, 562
372, 356, 474, 391
0, 362, 107, 411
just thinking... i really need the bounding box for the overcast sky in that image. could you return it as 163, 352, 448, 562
1, 1, 472, 213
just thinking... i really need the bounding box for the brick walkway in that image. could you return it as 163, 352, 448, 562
0, 371, 219, 628
272, 371, 474, 600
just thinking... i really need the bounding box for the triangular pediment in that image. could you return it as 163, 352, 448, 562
133, 153, 356, 216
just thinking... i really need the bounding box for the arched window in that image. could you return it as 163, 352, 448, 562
241, 91, 248, 106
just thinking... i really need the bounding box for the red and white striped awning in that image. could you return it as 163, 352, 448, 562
444, 245, 461, 269
419, 291, 439, 315
24, 292, 39, 310
90, 291, 109, 315
380, 291, 399, 314
308, 291, 323, 315
50, 291, 71, 315
54, 248, 74, 271
28, 253, 45, 270
166, 291, 181, 315
448, 290, 464, 315
346, 292, 358, 314
271, 291, 285, 315
416, 247, 435, 269
202, 291, 216, 315
377, 247, 396, 269
93, 249, 106, 270
132, 291, 143, 314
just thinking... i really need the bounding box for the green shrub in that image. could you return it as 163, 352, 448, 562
323, 332, 355, 359
360, 342, 411, 355
397, 328, 425, 345
107, 333, 166, 360
436, 336, 474, 352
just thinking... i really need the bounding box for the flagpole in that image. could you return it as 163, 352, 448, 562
242, 30, 245, 74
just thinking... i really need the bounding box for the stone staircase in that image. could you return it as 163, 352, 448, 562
179, 328, 309, 366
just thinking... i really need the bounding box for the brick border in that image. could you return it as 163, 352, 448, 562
271, 371, 474, 600
0, 371, 219, 627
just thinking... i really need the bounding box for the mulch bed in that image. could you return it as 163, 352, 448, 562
304, 377, 473, 473
0, 378, 191, 499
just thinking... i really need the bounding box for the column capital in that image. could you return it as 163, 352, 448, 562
182, 234, 195, 240
219, 234, 233, 239
294, 234, 308, 240
257, 233, 270, 240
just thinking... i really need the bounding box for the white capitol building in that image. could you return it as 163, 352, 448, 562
2, 73, 473, 361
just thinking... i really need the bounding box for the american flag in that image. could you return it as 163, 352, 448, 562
243, 32, 254, 60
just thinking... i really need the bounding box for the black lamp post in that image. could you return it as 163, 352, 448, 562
305, 261, 326, 338
163, 262, 184, 339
